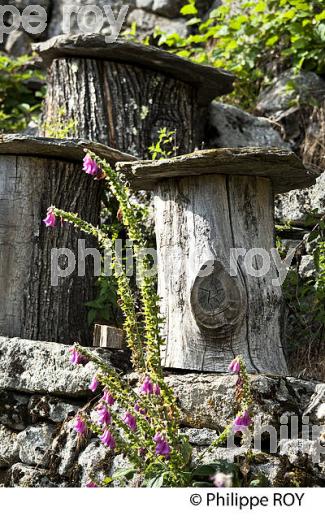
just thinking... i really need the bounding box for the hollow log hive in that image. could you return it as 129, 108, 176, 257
118, 147, 318, 374
0, 134, 135, 346
33, 35, 234, 157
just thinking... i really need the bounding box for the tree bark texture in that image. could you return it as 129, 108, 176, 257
0, 155, 101, 345
154, 173, 288, 375
41, 58, 204, 158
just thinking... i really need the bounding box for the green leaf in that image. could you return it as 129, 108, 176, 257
180, 437, 193, 465
316, 11, 325, 22
186, 16, 201, 26
266, 35, 279, 46
254, 1, 267, 12
180, 4, 198, 16
145, 474, 165, 488
112, 467, 137, 481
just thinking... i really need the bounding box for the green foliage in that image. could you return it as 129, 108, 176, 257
0, 53, 45, 132
41, 107, 77, 138
85, 276, 120, 326
148, 127, 178, 160
154, 0, 325, 108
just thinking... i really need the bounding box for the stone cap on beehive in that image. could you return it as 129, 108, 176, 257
0, 134, 136, 164
117, 147, 318, 194
32, 35, 234, 105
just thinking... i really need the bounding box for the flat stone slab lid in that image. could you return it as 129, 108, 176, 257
117, 147, 318, 194
0, 134, 136, 164
33, 35, 234, 104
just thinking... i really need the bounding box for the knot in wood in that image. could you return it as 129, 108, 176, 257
190, 260, 245, 337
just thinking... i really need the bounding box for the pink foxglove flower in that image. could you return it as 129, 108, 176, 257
100, 429, 115, 449
134, 403, 146, 415
69, 346, 87, 365
153, 433, 171, 458
43, 207, 57, 228
97, 405, 111, 426
228, 358, 240, 374
102, 389, 115, 406
123, 411, 137, 431
89, 376, 99, 392
86, 481, 98, 488
212, 472, 233, 488
233, 410, 252, 432
153, 383, 161, 396
74, 415, 87, 436
83, 154, 101, 176
140, 376, 154, 394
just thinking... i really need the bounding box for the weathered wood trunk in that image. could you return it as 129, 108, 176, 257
0, 136, 134, 346
0, 156, 100, 345
34, 36, 234, 157
118, 148, 316, 375
154, 174, 288, 374
42, 58, 202, 157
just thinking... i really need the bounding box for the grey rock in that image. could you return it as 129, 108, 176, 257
285, 377, 318, 411
304, 384, 325, 423
0, 337, 107, 397
16, 424, 56, 467
136, 0, 154, 9
28, 395, 79, 424
208, 101, 289, 149
136, 0, 184, 18
109, 454, 141, 487
78, 440, 113, 486
281, 239, 301, 252
257, 70, 325, 149
22, 121, 39, 137
0, 426, 19, 469
0, 391, 30, 431
152, 0, 183, 18
165, 373, 317, 431
278, 438, 323, 465
299, 255, 316, 279
50, 417, 89, 478
256, 69, 325, 119
275, 171, 325, 225
192, 445, 262, 465
250, 457, 284, 486
182, 427, 219, 446
4, 30, 32, 56
301, 101, 325, 172
127, 8, 188, 39
7, 0, 50, 11
9, 463, 58, 488
47, 0, 136, 39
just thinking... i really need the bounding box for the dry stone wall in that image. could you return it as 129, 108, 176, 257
1, 336, 325, 487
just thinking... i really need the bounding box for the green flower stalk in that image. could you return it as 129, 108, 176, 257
44, 154, 253, 488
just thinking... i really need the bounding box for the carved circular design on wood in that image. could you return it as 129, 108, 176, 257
191, 260, 246, 336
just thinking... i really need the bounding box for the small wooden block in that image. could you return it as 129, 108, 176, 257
93, 324, 126, 350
